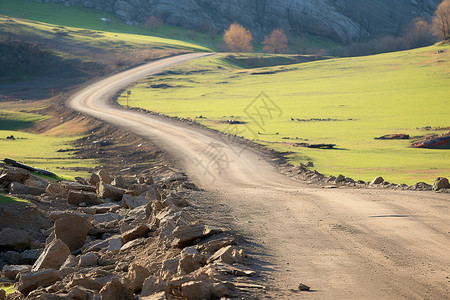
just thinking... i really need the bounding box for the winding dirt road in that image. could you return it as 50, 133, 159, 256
69, 53, 450, 299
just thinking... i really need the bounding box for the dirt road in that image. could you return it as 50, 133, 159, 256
69, 53, 450, 299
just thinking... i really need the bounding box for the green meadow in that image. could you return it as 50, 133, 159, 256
0, 0, 212, 51
119, 45, 450, 185
0, 110, 95, 179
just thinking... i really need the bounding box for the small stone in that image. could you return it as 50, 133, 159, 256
370, 176, 384, 185
121, 225, 149, 243
298, 283, 310, 291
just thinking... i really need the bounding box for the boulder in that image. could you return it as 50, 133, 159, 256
24, 177, 48, 189
89, 173, 100, 186
139, 291, 166, 300
126, 263, 150, 292
78, 253, 98, 268
121, 225, 149, 243
433, 177, 450, 191
2, 265, 32, 280
197, 235, 235, 254
67, 286, 97, 300
16, 269, 61, 296
60, 181, 96, 193
145, 185, 161, 200
120, 238, 146, 251
97, 182, 126, 202
20, 249, 42, 265
0, 167, 29, 184
121, 194, 148, 209
180, 281, 211, 300
159, 257, 180, 280
92, 212, 121, 224
46, 183, 64, 197
90, 203, 121, 214
141, 276, 167, 297
172, 224, 222, 247
334, 174, 346, 184
32, 239, 70, 271
9, 182, 45, 195
54, 214, 92, 251
111, 176, 129, 189
60, 255, 78, 269
96, 170, 113, 185
68, 191, 102, 206
99, 278, 133, 300
4, 250, 21, 264
207, 245, 246, 265
178, 253, 205, 275
0, 228, 31, 251
370, 176, 384, 185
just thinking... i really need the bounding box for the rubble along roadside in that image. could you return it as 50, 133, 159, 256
0, 166, 262, 299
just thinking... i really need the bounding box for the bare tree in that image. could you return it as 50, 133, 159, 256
432, 0, 450, 41
404, 17, 435, 48
223, 23, 253, 52
263, 29, 289, 54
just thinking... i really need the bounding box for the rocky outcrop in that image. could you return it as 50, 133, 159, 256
41, 0, 441, 43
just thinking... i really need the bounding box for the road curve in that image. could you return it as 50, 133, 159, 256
69, 53, 450, 299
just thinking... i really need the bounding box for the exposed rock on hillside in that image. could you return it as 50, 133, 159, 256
43, 0, 441, 43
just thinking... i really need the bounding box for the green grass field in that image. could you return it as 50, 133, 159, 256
0, 110, 95, 179
0, 0, 214, 51
118, 45, 450, 185
0, 195, 29, 204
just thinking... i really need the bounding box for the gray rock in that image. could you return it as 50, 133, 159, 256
68, 191, 102, 206
54, 214, 92, 251
97, 182, 126, 201
0, 167, 29, 184
121, 194, 148, 209
2, 264, 32, 280
9, 182, 45, 195
433, 177, 450, 191
78, 253, 98, 267
4, 250, 21, 264
121, 225, 149, 243
126, 263, 150, 292
20, 249, 43, 265
16, 269, 61, 296
334, 174, 346, 184
32, 239, 71, 271
92, 212, 121, 224
370, 176, 384, 185
0, 228, 31, 252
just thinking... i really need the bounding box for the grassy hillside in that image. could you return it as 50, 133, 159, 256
0, 0, 216, 50
118, 45, 450, 185
0, 110, 95, 179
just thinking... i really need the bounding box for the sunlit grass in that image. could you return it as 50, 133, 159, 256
0, 0, 212, 51
0, 195, 30, 204
0, 110, 95, 179
119, 45, 450, 185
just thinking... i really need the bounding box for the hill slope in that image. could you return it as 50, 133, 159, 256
119, 44, 450, 185
26, 0, 442, 43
